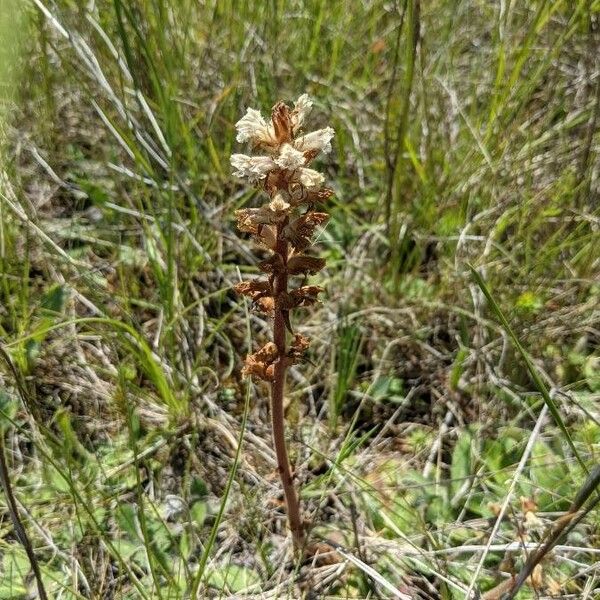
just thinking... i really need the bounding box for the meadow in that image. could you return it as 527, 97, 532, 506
0, 1, 599, 598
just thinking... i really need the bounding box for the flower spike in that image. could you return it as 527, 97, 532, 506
231, 94, 333, 551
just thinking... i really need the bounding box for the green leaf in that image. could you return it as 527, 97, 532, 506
530, 441, 570, 510
450, 347, 469, 390
116, 504, 139, 539
40, 284, 66, 316
24, 339, 40, 365
370, 376, 405, 402
190, 477, 208, 499
206, 565, 260, 592
0, 390, 18, 432
0, 549, 29, 598
179, 531, 192, 560
424, 493, 452, 525
43, 463, 71, 493
450, 430, 473, 496
113, 539, 142, 561
0, 585, 27, 600
583, 356, 599, 392
190, 500, 207, 527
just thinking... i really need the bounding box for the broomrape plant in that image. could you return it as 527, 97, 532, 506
231, 94, 334, 550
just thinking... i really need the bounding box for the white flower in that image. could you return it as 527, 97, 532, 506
295, 168, 325, 190
293, 127, 335, 154
235, 108, 276, 145
275, 144, 306, 170
291, 94, 313, 132
269, 191, 291, 212
231, 94, 332, 195
231, 154, 276, 182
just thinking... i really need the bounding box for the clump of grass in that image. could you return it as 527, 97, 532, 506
230, 94, 334, 550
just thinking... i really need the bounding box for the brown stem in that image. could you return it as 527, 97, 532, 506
271, 233, 305, 551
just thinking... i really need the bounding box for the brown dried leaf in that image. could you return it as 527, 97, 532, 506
304, 542, 342, 566
529, 565, 543, 590
234, 280, 271, 300
302, 149, 319, 164
271, 101, 292, 145
287, 255, 326, 275
257, 224, 278, 250
258, 254, 285, 274
284, 212, 329, 251
547, 577, 562, 597
255, 296, 275, 314
481, 577, 517, 600
288, 285, 324, 307
307, 187, 334, 203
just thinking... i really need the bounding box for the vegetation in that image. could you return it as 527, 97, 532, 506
0, 1, 598, 598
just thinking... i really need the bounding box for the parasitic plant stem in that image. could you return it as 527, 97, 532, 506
230, 94, 334, 551
270, 230, 305, 549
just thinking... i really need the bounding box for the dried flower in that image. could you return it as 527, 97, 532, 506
241, 342, 279, 381
288, 285, 324, 307
287, 255, 326, 275
258, 224, 278, 249
234, 207, 279, 233
234, 280, 271, 301
285, 182, 334, 207
268, 190, 291, 212
231, 93, 334, 551
258, 253, 285, 274
255, 296, 275, 315
288, 333, 310, 362
284, 212, 330, 251
271, 102, 293, 145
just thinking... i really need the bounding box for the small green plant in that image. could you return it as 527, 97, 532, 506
230, 94, 334, 550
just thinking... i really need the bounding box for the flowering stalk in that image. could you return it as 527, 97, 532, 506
231, 95, 334, 550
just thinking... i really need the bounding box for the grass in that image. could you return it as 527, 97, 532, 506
0, 0, 599, 598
